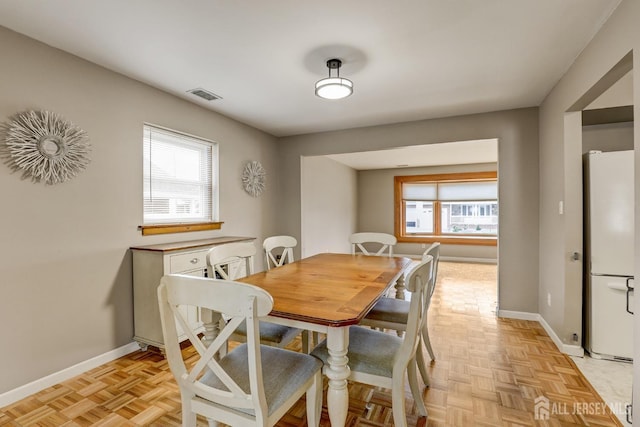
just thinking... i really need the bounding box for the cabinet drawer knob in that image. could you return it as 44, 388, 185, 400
190, 258, 199, 264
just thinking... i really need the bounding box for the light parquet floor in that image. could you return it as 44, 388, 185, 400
0, 262, 622, 426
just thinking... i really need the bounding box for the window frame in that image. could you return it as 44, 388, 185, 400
394, 171, 498, 246
139, 124, 222, 236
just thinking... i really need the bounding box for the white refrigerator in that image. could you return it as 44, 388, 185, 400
584, 150, 634, 361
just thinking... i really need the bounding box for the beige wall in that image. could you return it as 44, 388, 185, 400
582, 122, 634, 154
357, 163, 498, 260
586, 71, 633, 109
537, 0, 639, 405
278, 108, 539, 314
300, 156, 357, 257
0, 27, 280, 394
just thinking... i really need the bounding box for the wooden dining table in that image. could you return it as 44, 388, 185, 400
237, 252, 412, 427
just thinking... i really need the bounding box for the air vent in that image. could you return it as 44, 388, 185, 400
187, 88, 222, 101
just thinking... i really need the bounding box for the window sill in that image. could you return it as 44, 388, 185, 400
397, 235, 497, 246
139, 222, 223, 236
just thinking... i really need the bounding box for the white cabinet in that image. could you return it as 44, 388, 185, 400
131, 236, 254, 349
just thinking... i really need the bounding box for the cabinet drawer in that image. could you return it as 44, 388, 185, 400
169, 251, 208, 273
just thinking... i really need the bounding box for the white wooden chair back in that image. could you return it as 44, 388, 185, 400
158, 274, 273, 425
395, 255, 433, 368
207, 242, 256, 280
349, 232, 397, 257
263, 235, 297, 270
422, 242, 441, 298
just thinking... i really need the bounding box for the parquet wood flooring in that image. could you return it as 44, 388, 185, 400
0, 262, 622, 426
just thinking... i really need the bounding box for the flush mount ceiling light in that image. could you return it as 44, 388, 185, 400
315, 58, 353, 100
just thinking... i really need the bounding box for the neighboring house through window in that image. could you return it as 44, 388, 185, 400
395, 171, 498, 245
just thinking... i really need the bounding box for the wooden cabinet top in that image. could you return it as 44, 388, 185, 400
130, 236, 255, 253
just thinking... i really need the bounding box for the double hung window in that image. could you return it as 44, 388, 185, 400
141, 124, 219, 234
395, 172, 497, 245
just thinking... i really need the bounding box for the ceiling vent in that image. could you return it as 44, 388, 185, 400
187, 88, 222, 101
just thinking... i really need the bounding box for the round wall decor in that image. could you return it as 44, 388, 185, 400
242, 160, 266, 197
3, 110, 91, 185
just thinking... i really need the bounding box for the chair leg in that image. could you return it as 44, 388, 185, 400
391, 377, 408, 427
408, 360, 428, 417
302, 330, 318, 353
416, 344, 430, 388
306, 371, 322, 427
181, 393, 197, 427
422, 321, 435, 361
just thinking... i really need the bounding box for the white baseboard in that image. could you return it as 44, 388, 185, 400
0, 341, 140, 408
497, 309, 539, 321
440, 256, 497, 264
537, 314, 584, 357
498, 310, 584, 357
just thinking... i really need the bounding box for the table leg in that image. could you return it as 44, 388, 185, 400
325, 326, 350, 427
201, 309, 221, 348
394, 273, 406, 300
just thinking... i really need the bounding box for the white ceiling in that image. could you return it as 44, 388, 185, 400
0, 0, 621, 137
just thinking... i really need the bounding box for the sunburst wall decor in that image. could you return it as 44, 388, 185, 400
2, 110, 91, 185
242, 160, 266, 197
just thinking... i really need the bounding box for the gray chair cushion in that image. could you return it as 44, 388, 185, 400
311, 326, 401, 378
234, 321, 301, 344
365, 297, 410, 324
201, 344, 322, 416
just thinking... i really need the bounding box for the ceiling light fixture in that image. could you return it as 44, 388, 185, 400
315, 58, 353, 100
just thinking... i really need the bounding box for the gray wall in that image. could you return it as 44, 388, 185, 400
301, 156, 357, 257
538, 0, 639, 357
586, 71, 633, 109
0, 27, 280, 393
582, 121, 634, 154
357, 163, 498, 260
277, 108, 539, 314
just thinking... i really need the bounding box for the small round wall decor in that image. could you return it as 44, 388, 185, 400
3, 110, 91, 185
242, 160, 266, 197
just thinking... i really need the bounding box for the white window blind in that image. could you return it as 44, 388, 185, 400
438, 181, 497, 201
143, 124, 218, 224
403, 181, 496, 201
403, 183, 437, 200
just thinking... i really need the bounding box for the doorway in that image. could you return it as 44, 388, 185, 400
300, 139, 500, 310
564, 53, 634, 426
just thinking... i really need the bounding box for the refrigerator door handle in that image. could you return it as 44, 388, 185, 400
626, 277, 634, 315
606, 282, 628, 292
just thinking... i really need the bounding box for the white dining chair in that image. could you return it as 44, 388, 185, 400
360, 242, 440, 386
349, 232, 397, 257
311, 256, 434, 426
263, 235, 318, 349
158, 274, 323, 427
263, 235, 297, 270
207, 242, 302, 350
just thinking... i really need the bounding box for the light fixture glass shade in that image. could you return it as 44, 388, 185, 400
315, 77, 353, 100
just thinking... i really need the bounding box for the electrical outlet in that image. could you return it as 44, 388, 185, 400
547, 292, 551, 307
421, 243, 426, 249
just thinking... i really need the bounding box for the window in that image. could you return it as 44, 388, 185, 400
141, 124, 219, 235
394, 172, 497, 245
